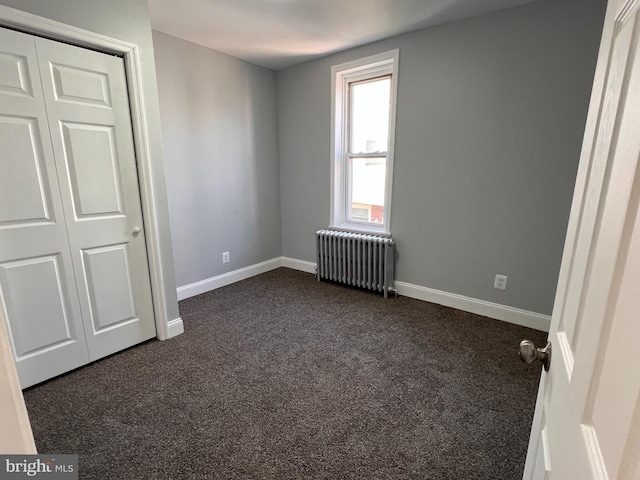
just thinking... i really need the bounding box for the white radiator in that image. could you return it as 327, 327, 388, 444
316, 230, 395, 298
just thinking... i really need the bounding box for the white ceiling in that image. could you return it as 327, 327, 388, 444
149, 0, 535, 71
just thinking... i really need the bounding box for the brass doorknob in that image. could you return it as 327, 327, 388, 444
519, 340, 551, 372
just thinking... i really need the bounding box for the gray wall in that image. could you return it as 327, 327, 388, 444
153, 32, 282, 288
278, 0, 606, 315
0, 0, 181, 324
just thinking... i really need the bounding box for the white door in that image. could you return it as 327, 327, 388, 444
0, 28, 156, 388
34, 37, 156, 362
0, 28, 90, 387
522, 0, 640, 478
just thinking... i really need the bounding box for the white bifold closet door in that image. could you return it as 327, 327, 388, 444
0, 27, 155, 388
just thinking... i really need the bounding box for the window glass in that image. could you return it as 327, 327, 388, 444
350, 77, 391, 154
350, 157, 387, 224
351, 206, 371, 222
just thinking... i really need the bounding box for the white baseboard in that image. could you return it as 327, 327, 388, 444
394, 281, 550, 332
166, 317, 184, 338
282, 257, 317, 274
176, 256, 550, 331
177, 257, 283, 301
283, 257, 550, 332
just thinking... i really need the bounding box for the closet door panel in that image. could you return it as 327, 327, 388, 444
0, 115, 51, 225
0, 27, 89, 388
0, 255, 76, 356
35, 37, 156, 361
60, 122, 122, 218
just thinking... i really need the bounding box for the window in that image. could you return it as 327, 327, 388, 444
331, 49, 399, 235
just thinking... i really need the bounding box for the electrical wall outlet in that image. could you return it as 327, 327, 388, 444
222, 251, 230, 264
494, 274, 508, 290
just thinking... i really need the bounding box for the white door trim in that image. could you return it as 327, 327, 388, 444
0, 5, 172, 340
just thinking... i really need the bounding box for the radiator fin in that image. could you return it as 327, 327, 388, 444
316, 230, 395, 298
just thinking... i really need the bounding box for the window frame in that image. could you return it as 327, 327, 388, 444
330, 49, 399, 235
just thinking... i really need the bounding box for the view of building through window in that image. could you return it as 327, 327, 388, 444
348, 76, 391, 225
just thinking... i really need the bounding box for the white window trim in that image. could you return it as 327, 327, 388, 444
330, 49, 399, 235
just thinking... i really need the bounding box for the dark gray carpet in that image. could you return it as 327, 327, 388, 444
23, 268, 546, 479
